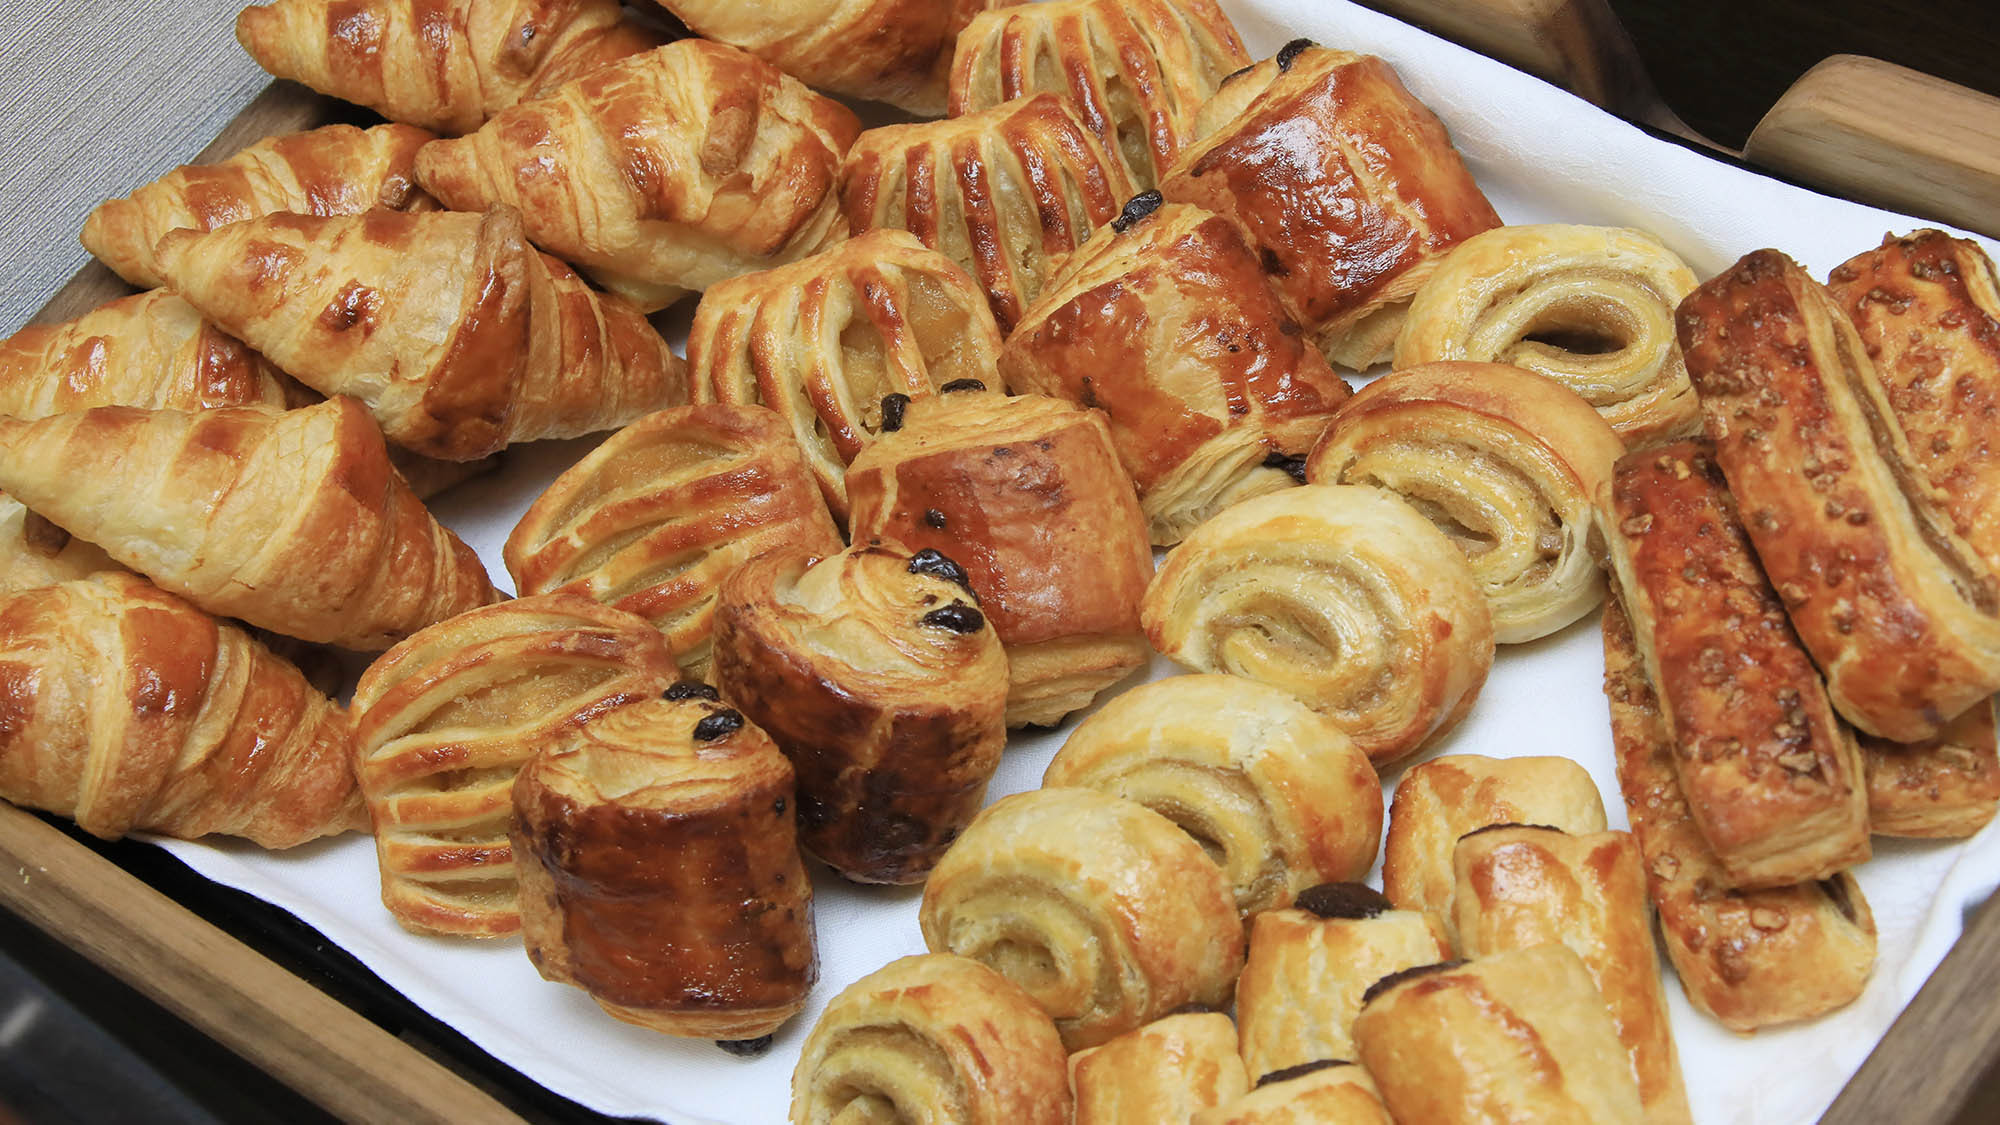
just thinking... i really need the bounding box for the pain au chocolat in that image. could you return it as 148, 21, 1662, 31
1192, 1062, 1392, 1125
1069, 1011, 1249, 1125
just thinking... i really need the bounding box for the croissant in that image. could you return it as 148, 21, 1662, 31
415, 39, 860, 312
1859, 701, 2000, 838
234, 0, 663, 135
839, 93, 1134, 332
153, 208, 686, 461
1307, 362, 1622, 643
0, 399, 497, 650
1003, 197, 1354, 545
0, 572, 363, 847
1141, 485, 1493, 764
0, 495, 122, 594
81, 122, 437, 289
688, 229, 1005, 520
1192, 1062, 1393, 1125
949, 0, 1251, 189
1069, 1012, 1249, 1125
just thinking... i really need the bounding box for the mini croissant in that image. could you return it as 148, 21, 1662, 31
0, 398, 498, 650
154, 208, 687, 461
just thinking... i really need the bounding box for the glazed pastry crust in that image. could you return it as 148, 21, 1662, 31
512, 696, 815, 1038
1858, 700, 2000, 838
790, 953, 1073, 1125
1069, 1012, 1249, 1125
1678, 249, 2000, 741
1004, 200, 1354, 546
1044, 675, 1382, 917
1307, 361, 1622, 643
919, 787, 1244, 1051
1191, 1063, 1393, 1125
1141, 485, 1494, 764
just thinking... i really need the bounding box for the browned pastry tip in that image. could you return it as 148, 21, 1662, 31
1069, 1011, 1249, 1124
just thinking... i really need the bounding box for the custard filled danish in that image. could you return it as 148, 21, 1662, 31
1069, 1011, 1249, 1125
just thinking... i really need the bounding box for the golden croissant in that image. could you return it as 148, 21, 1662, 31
153, 208, 687, 461
82, 122, 438, 289
0, 398, 498, 650
0, 572, 364, 846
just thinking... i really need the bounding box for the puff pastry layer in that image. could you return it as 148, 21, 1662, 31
1070, 1011, 1249, 1125
1192, 1062, 1392, 1125
0, 496, 121, 595
1859, 700, 2000, 838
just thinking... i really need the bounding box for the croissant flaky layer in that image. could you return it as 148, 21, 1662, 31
0, 573, 363, 847
0, 495, 123, 595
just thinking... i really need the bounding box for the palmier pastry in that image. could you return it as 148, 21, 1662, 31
688, 229, 1005, 520
1160, 43, 1501, 369
1603, 599, 1877, 1031
919, 787, 1243, 1050
235, 0, 663, 135
1395, 224, 1700, 447
1600, 439, 1870, 887
711, 543, 1008, 883
1003, 197, 1354, 545
1307, 362, 1621, 643
839, 93, 1133, 332
0, 572, 362, 847
154, 208, 686, 461
1451, 827, 1691, 1125
0, 399, 496, 650
949, 0, 1251, 189
416, 40, 859, 311
1043, 675, 1381, 917
1192, 1062, 1393, 1125
82, 122, 437, 289
1859, 701, 2000, 838
1070, 1011, 1249, 1125
1380, 754, 1606, 927
0, 495, 121, 594
505, 404, 842, 680
1353, 945, 1646, 1125
1678, 249, 2000, 741
350, 594, 679, 936
511, 694, 814, 1039
1234, 884, 1450, 1083
1141, 485, 1493, 764
790, 953, 1072, 1125
846, 391, 1153, 726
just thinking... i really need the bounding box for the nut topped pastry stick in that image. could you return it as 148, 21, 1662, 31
1857, 700, 2000, 839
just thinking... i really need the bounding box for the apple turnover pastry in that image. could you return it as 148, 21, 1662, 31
1193, 1062, 1392, 1125
1858, 701, 2000, 838
1070, 1011, 1249, 1125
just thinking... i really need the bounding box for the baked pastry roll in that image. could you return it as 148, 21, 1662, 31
1234, 884, 1451, 1083
688, 228, 1005, 520
1192, 1062, 1393, 1125
920, 787, 1244, 1050
82, 122, 437, 289
790, 953, 1072, 1125
1678, 249, 2000, 741
711, 543, 1008, 883
512, 694, 815, 1039
235, 0, 662, 135
1451, 826, 1690, 1125
505, 404, 842, 680
0, 572, 363, 847
1141, 485, 1493, 764
1043, 675, 1382, 917
0, 399, 496, 650
154, 207, 686, 461
1070, 1011, 1248, 1125
1352, 945, 1646, 1125
1394, 224, 1700, 448
1859, 700, 2000, 838
845, 391, 1153, 726
1003, 197, 1354, 545
949, 0, 1251, 189
1306, 361, 1621, 643
416, 39, 860, 311
1159, 44, 1501, 370
1380, 754, 1607, 926
1602, 599, 1877, 1031
351, 594, 680, 936
1600, 438, 1871, 887
839, 93, 1134, 332
0, 495, 122, 594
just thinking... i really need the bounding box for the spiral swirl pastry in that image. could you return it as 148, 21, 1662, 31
1142, 485, 1494, 765
712, 543, 1008, 883
919, 788, 1243, 1050
512, 695, 815, 1040
504, 404, 842, 680
1305, 362, 1621, 644
350, 594, 680, 936
948, 0, 1251, 189
839, 93, 1135, 332
1396, 224, 1700, 448
1044, 675, 1382, 917
689, 229, 1005, 521
789, 953, 1073, 1124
